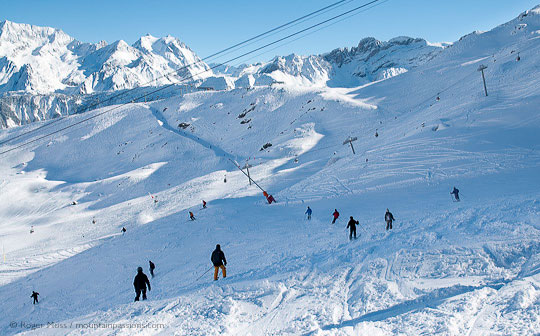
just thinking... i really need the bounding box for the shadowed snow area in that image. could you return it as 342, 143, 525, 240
0, 6, 539, 336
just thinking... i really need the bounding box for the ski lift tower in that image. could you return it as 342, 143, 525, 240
242, 162, 253, 185
343, 136, 358, 155
477, 64, 488, 97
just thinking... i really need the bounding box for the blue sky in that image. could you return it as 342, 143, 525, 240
1, 0, 538, 64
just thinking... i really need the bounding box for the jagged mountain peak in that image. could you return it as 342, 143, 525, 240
132, 34, 192, 58
1, 19, 58, 34
0, 20, 74, 49
0, 21, 211, 95
218, 35, 444, 89
355, 36, 382, 50
133, 34, 160, 51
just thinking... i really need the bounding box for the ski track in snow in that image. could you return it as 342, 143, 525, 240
147, 104, 237, 162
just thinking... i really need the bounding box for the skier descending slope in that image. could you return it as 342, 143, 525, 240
451, 186, 460, 202
332, 209, 340, 224
133, 267, 151, 302
211, 244, 227, 281
189, 212, 196, 221
347, 216, 359, 240
385, 209, 395, 230
305, 206, 312, 220
30, 291, 39, 304
202, 200, 207, 209
149, 261, 155, 278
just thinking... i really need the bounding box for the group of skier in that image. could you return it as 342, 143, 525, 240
31, 187, 459, 304
131, 245, 226, 302
349, 210, 393, 239
129, 186, 458, 302
188, 200, 209, 221
303, 187, 459, 240
305, 205, 395, 240
129, 244, 227, 302
31, 242, 227, 304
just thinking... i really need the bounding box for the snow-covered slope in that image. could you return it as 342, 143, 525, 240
0, 84, 199, 128
0, 5, 539, 336
0, 21, 211, 95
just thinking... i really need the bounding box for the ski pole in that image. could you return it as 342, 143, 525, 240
195, 266, 213, 282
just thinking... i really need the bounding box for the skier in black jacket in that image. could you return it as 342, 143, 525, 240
133, 267, 151, 301
385, 209, 395, 230
149, 261, 155, 278
450, 187, 460, 202
211, 244, 227, 280
31, 291, 39, 304
347, 216, 359, 240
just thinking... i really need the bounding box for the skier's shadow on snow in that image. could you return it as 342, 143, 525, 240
303, 281, 506, 335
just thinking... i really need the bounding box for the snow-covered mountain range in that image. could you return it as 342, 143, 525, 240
0, 19, 447, 128
0, 20, 210, 95
0, 19, 444, 96
212, 36, 447, 88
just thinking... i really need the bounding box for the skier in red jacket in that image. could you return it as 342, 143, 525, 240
332, 209, 340, 224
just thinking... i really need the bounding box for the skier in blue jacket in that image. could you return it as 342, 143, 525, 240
305, 206, 312, 220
